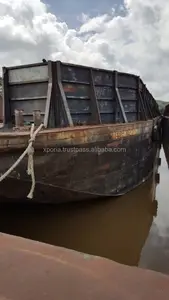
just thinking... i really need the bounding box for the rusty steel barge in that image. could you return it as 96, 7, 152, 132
0, 60, 161, 203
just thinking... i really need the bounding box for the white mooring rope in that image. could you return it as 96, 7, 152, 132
0, 123, 44, 199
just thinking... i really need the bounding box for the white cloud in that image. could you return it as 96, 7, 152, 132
0, 0, 169, 100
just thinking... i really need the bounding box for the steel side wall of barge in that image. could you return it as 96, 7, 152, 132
0, 61, 161, 202
1, 60, 160, 127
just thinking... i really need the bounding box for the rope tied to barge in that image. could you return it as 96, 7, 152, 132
0, 123, 44, 199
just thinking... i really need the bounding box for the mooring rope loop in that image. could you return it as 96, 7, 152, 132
0, 123, 44, 199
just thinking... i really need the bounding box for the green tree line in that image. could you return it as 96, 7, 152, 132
156, 100, 169, 114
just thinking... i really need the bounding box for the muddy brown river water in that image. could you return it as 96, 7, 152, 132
0, 148, 169, 275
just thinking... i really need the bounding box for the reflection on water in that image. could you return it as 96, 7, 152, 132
0, 175, 157, 268
1, 148, 169, 274
139, 149, 169, 274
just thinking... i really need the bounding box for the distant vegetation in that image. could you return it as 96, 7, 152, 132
156, 100, 169, 114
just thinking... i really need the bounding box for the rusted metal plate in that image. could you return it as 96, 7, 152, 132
118, 73, 137, 88
0, 120, 154, 152
61, 64, 90, 83
0, 233, 169, 300
3, 64, 49, 124
8, 65, 48, 83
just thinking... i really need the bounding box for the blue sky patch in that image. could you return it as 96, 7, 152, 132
44, 0, 124, 27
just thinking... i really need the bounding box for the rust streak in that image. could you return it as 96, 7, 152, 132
0, 120, 154, 152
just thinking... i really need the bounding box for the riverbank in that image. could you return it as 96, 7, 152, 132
0, 232, 169, 300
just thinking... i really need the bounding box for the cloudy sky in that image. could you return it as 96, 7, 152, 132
0, 0, 169, 100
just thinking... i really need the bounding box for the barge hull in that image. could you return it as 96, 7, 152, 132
0, 120, 160, 203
